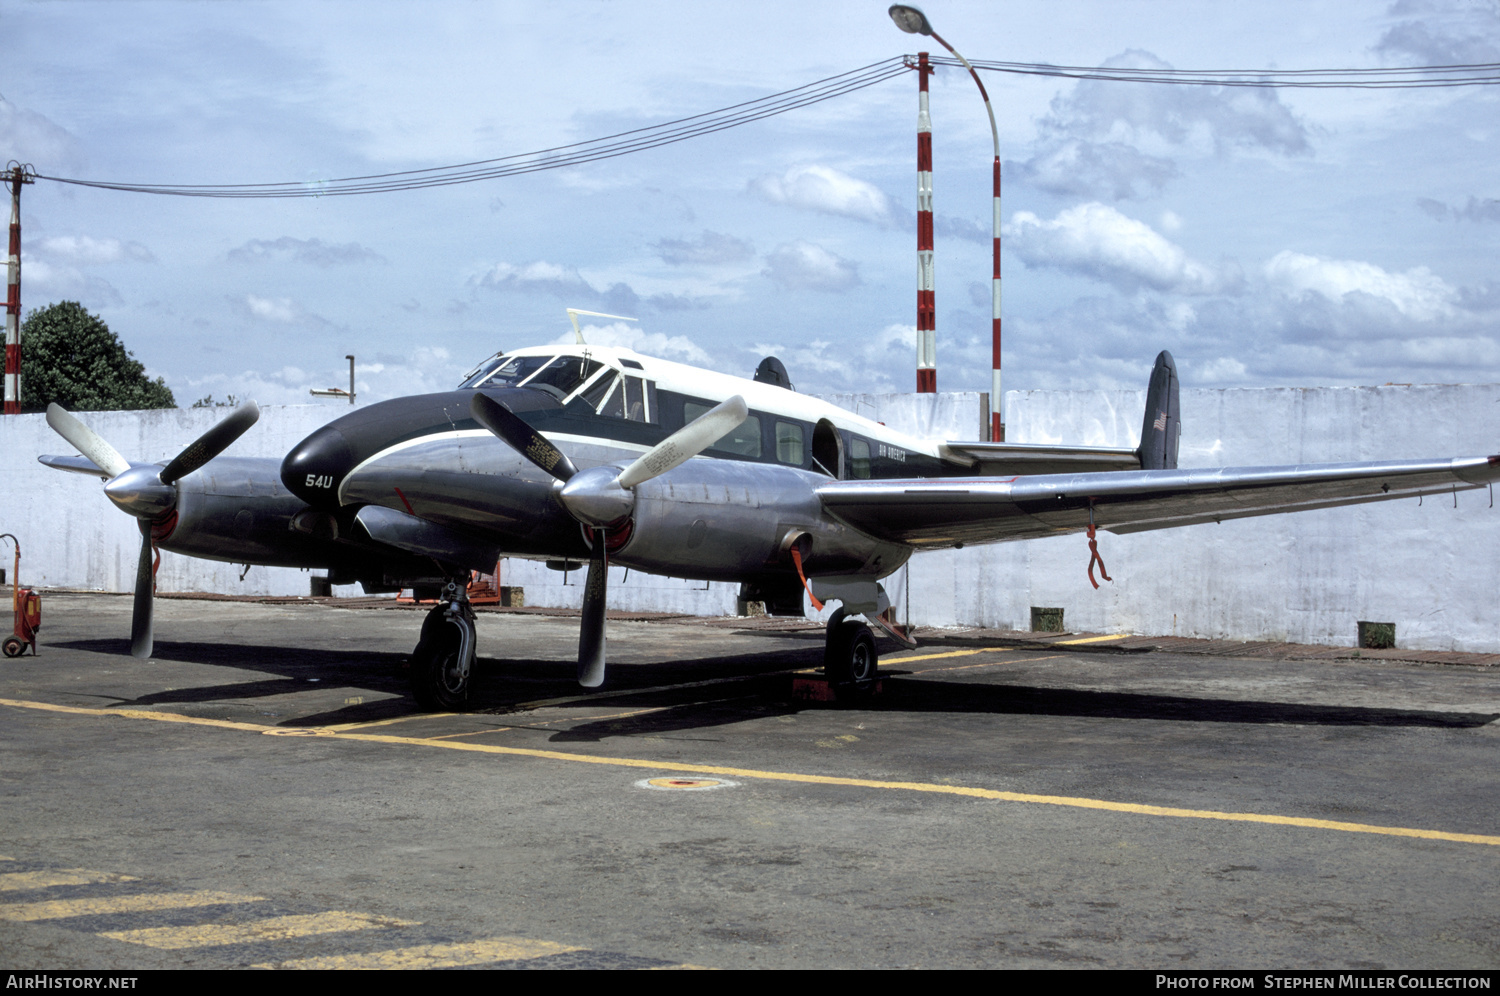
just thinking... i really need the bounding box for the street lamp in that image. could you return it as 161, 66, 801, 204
889, 5, 1005, 441
310, 354, 357, 404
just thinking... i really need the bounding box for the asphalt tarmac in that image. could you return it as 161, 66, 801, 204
1, 592, 1498, 970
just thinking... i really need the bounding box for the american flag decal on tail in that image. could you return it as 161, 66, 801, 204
1153, 411, 1168, 432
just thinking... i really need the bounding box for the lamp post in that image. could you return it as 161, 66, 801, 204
310, 355, 356, 404
889, 5, 1004, 441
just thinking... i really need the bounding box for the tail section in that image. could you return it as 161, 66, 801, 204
1138, 351, 1180, 470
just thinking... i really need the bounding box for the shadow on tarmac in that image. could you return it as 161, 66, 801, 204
49, 638, 1498, 738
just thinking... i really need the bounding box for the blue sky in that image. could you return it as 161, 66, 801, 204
3, 0, 1497, 411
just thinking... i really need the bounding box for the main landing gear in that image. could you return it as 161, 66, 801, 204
823, 606, 879, 702
410, 579, 476, 710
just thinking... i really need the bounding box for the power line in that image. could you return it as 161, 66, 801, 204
31, 53, 1500, 199
942, 56, 1500, 88
34, 58, 909, 198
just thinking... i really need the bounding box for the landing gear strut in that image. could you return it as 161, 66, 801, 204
410, 579, 476, 710
823, 607, 878, 701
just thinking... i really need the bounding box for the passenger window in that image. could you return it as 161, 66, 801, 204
775, 421, 804, 465
851, 439, 871, 479
685, 401, 761, 457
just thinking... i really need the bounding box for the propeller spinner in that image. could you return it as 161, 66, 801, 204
470, 392, 748, 687
46, 401, 261, 658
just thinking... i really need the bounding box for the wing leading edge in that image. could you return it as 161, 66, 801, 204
816, 455, 1500, 548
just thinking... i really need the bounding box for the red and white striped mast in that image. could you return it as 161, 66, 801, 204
915, 51, 936, 394
890, 6, 1004, 440
4, 165, 32, 415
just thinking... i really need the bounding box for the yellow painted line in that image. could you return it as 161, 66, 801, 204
0, 869, 139, 892
102, 910, 417, 949
5, 696, 1499, 848
0, 890, 264, 921
885, 648, 991, 664
426, 728, 513, 740
323, 712, 458, 732
256, 935, 583, 969
919, 654, 1064, 675
1055, 634, 1130, 645
648, 963, 717, 970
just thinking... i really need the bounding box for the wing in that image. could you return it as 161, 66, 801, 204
817, 455, 1500, 548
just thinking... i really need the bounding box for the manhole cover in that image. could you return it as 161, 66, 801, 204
636, 776, 737, 791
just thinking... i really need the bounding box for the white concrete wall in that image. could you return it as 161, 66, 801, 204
6, 386, 1498, 651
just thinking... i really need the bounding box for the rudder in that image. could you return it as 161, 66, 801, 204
1138, 351, 1180, 470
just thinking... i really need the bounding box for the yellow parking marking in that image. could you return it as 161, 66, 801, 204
885, 648, 991, 664
1055, 634, 1130, 645
323, 712, 457, 732
427, 728, 513, 740
0, 890, 264, 921
0, 869, 139, 892
257, 935, 583, 969
101, 910, 417, 949
5, 696, 1499, 848
918, 654, 1063, 674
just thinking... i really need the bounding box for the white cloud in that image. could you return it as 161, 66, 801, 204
1013, 49, 1312, 200
761, 240, 860, 293
1263, 251, 1458, 321
748, 165, 894, 225
235, 293, 333, 328
0, 95, 79, 168
1008, 203, 1239, 296
550, 321, 715, 367
227, 236, 385, 267
23, 259, 122, 306
35, 236, 155, 264
744, 323, 915, 395
653, 230, 754, 267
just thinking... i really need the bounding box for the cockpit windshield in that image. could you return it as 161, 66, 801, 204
460, 352, 604, 399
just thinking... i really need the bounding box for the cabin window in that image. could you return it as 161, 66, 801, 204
685, 401, 761, 457
850, 439, 871, 479
775, 421, 804, 465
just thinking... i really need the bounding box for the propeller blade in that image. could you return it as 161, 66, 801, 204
577, 528, 608, 688
130, 519, 154, 659
46, 404, 130, 479
160, 400, 261, 485
617, 395, 749, 489
470, 393, 578, 482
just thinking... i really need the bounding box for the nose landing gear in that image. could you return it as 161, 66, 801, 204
410, 579, 476, 710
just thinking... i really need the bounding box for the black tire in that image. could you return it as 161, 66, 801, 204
824, 619, 878, 701
410, 615, 470, 710
2, 636, 23, 658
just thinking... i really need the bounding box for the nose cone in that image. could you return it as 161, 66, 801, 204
103, 466, 177, 519
281, 424, 355, 507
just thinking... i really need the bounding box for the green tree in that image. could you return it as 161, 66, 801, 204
17, 301, 175, 412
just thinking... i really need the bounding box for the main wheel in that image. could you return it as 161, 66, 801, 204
824, 619, 877, 701
410, 608, 472, 710
2, 636, 23, 658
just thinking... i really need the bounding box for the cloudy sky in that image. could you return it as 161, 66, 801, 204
3, 0, 1498, 412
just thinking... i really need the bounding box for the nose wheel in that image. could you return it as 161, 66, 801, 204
823, 607, 878, 701
410, 580, 476, 710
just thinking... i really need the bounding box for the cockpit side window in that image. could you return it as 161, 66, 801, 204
522, 356, 603, 399
458, 353, 508, 388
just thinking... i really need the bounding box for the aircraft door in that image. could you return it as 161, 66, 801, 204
811, 419, 842, 479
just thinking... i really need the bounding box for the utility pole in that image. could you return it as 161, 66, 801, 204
914, 51, 936, 394
4, 164, 34, 415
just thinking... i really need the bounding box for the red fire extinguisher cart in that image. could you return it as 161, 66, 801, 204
1, 534, 39, 657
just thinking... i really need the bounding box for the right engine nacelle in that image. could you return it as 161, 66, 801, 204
614, 459, 910, 583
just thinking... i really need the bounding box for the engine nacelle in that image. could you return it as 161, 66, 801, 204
614, 459, 910, 582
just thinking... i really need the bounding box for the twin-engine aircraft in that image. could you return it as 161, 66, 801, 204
40, 341, 1500, 708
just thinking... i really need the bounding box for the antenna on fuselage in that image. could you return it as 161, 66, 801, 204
566, 308, 637, 345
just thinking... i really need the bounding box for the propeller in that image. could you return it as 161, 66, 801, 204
46, 401, 261, 658
470, 392, 748, 687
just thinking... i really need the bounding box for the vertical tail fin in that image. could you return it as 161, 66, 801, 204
1138, 351, 1180, 470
